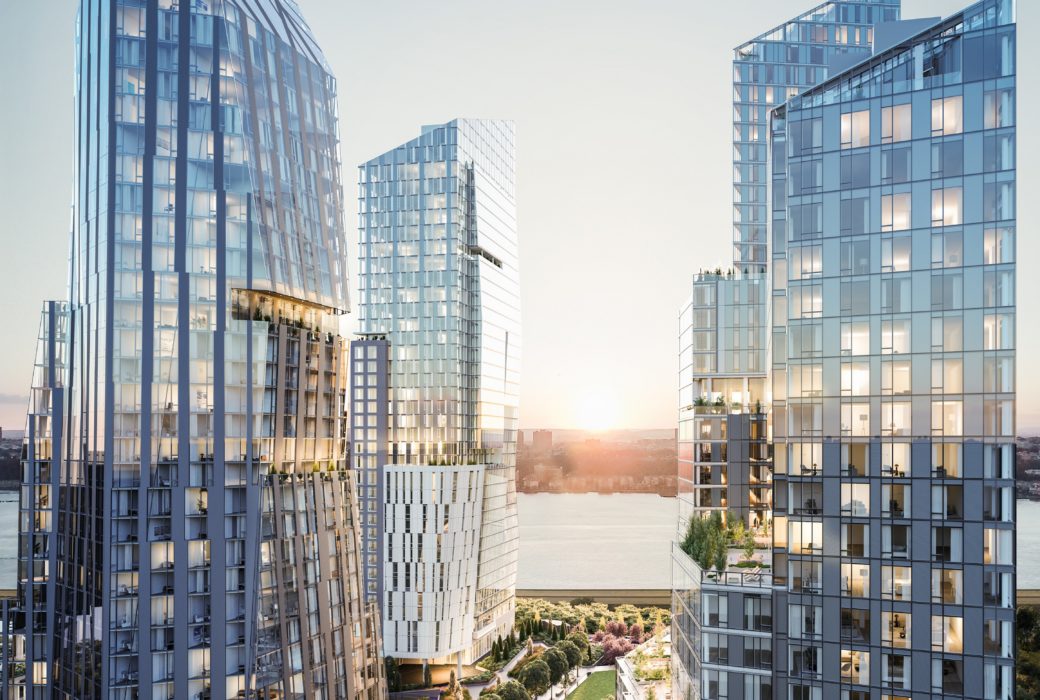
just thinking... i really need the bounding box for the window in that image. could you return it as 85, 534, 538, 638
881, 319, 910, 355
932, 616, 963, 653
840, 649, 869, 685
881, 236, 911, 272
841, 404, 870, 437
984, 88, 1014, 129
932, 526, 963, 563
984, 132, 1015, 172
882, 194, 911, 231
791, 117, 823, 154
931, 96, 963, 135
932, 316, 962, 351
841, 281, 870, 316
931, 140, 963, 178
840, 197, 869, 235
882, 402, 911, 436
882, 484, 910, 518
932, 231, 962, 268
840, 482, 873, 515
841, 321, 869, 356
882, 147, 911, 184
841, 363, 870, 397
932, 358, 963, 393
931, 400, 963, 435
930, 273, 963, 310
841, 563, 870, 597
840, 240, 870, 275
882, 104, 912, 143
841, 109, 871, 148
791, 203, 823, 239
881, 566, 911, 600
984, 181, 1014, 222
984, 313, 1014, 350
933, 569, 963, 604
882, 360, 911, 395
931, 188, 962, 226
745, 595, 772, 631
841, 153, 871, 188
842, 523, 869, 556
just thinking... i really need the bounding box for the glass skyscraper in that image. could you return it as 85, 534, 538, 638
353, 119, 521, 666
676, 0, 1017, 699
733, 0, 900, 267
771, 1, 1016, 697
9, 2, 384, 699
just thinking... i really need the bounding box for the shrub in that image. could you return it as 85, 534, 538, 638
496, 681, 531, 700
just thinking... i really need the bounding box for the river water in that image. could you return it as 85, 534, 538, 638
0, 493, 1036, 590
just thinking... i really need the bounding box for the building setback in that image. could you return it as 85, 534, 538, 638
353, 119, 521, 666
674, 0, 1017, 699
8, 2, 385, 699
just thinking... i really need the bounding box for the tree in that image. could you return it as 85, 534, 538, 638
492, 639, 501, 662
384, 657, 402, 692
497, 680, 532, 700
742, 527, 756, 562
556, 640, 582, 670
628, 623, 644, 644
519, 658, 551, 696
482, 695, 503, 700
565, 632, 590, 663
543, 648, 568, 685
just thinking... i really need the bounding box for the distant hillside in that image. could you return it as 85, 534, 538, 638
520, 428, 674, 444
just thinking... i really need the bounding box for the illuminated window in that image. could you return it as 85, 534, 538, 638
841, 563, 870, 597
881, 194, 911, 231
881, 565, 911, 600
931, 400, 963, 435
882, 104, 912, 143
841, 321, 870, 356
931, 616, 963, 653
931, 188, 962, 226
842, 403, 870, 436
841, 483, 870, 517
841, 362, 870, 396
841, 109, 871, 148
882, 611, 911, 649
931, 95, 963, 135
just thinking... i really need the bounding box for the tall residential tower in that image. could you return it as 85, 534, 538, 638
733, 0, 900, 267
675, 0, 1017, 699
771, 1, 1016, 696
353, 120, 521, 666
11, 2, 384, 699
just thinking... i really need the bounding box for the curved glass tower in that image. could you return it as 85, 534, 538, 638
13, 2, 385, 699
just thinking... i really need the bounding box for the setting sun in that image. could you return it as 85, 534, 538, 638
575, 390, 621, 432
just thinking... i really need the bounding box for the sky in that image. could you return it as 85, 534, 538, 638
0, 0, 1036, 432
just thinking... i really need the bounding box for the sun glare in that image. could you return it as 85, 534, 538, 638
576, 391, 620, 432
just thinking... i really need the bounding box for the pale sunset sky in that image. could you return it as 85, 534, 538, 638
0, 0, 1035, 431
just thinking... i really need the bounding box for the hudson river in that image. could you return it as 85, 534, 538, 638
0, 493, 1037, 591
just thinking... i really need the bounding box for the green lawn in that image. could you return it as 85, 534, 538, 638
566, 670, 616, 700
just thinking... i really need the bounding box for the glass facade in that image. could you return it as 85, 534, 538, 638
733, 0, 900, 267
771, 1, 1016, 698
13, 2, 384, 699
354, 119, 521, 664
